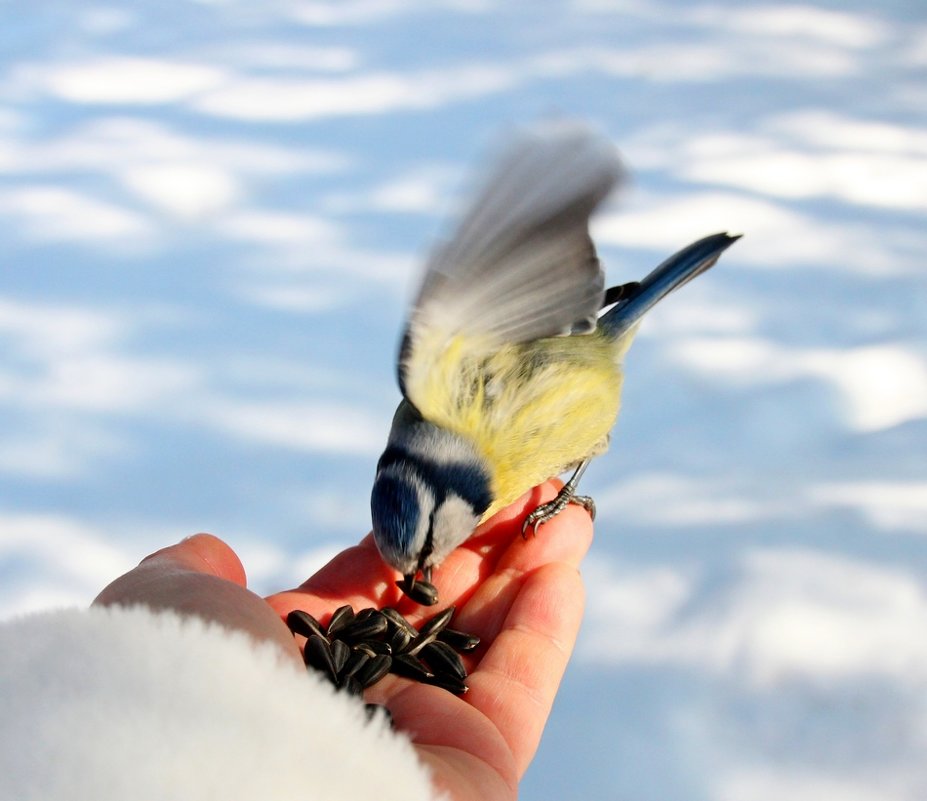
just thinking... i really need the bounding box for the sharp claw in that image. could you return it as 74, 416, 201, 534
572, 495, 597, 521
522, 489, 597, 538
521, 517, 536, 539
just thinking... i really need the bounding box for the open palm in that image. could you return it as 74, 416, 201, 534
96, 480, 593, 801
266, 480, 592, 801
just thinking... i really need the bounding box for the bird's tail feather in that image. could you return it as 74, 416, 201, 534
599, 232, 741, 339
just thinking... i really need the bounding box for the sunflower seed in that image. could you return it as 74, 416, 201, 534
326, 604, 355, 637
352, 642, 378, 659
395, 577, 439, 606
363, 639, 392, 656
406, 606, 455, 656
437, 627, 480, 652
338, 611, 388, 642
339, 649, 370, 681
381, 607, 417, 636
330, 638, 351, 675
356, 653, 392, 689
290, 600, 477, 697
390, 652, 435, 682
425, 674, 469, 695
418, 606, 456, 638
305, 634, 338, 683
388, 626, 413, 653
286, 610, 327, 641
340, 675, 364, 696
421, 640, 468, 681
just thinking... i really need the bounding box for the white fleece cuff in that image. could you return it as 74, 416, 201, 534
0, 605, 441, 801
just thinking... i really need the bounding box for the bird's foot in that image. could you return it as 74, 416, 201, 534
521, 490, 596, 538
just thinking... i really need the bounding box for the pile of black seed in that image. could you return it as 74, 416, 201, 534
285, 604, 479, 719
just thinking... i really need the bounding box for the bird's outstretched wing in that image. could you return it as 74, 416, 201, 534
398, 122, 625, 418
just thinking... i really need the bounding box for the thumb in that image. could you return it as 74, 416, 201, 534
93, 533, 300, 664
140, 532, 248, 586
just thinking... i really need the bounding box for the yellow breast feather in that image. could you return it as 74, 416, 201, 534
404, 327, 627, 520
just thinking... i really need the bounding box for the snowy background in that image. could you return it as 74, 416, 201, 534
2, 1, 926, 799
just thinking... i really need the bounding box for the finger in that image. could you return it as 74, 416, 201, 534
94, 534, 300, 664
453, 486, 594, 642
264, 481, 549, 619
369, 480, 583, 626
141, 533, 248, 586
267, 480, 591, 630
264, 536, 401, 624
94, 533, 246, 607
465, 561, 585, 778
372, 680, 519, 801
433, 479, 591, 595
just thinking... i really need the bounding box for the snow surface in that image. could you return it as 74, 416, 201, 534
1, 1, 925, 798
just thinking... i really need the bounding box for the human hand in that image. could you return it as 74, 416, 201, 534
93, 530, 303, 665
267, 479, 592, 801
94, 479, 593, 801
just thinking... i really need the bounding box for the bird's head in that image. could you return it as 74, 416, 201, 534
370, 412, 492, 584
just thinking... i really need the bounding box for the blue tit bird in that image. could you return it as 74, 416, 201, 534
370, 121, 739, 604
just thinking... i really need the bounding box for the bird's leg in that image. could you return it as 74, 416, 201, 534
522, 460, 596, 538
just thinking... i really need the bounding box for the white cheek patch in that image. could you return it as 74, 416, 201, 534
428, 494, 481, 566
408, 472, 436, 567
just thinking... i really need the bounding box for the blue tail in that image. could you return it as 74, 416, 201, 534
599, 232, 741, 339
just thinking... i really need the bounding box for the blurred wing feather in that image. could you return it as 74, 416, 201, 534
399, 122, 624, 412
